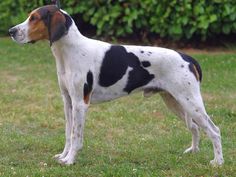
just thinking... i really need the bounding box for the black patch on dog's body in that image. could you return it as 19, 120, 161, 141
141, 61, 151, 68
84, 71, 93, 102
99, 45, 155, 94
178, 52, 202, 82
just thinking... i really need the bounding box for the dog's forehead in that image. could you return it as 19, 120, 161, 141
30, 5, 59, 17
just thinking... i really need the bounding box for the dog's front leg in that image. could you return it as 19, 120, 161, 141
59, 99, 88, 165
54, 90, 72, 161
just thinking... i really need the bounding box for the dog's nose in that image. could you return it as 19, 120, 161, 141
9, 27, 18, 37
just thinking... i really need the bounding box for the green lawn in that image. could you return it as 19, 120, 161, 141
0, 38, 236, 176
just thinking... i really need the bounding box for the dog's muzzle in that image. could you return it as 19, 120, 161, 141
9, 26, 30, 44
9, 27, 18, 38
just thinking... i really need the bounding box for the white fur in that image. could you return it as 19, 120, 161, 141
10, 17, 30, 44
11, 10, 224, 166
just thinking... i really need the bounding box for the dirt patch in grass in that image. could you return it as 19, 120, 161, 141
0, 71, 21, 83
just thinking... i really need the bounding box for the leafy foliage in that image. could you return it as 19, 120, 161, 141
0, 0, 46, 35
1, 0, 236, 40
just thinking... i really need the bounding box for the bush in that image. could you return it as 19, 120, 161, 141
72, 0, 236, 40
1, 0, 236, 40
0, 0, 44, 35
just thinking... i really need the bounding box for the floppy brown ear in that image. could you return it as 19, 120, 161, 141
48, 10, 67, 45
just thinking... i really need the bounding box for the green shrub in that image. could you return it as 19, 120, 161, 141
0, 0, 45, 35
1, 0, 236, 40
71, 0, 236, 40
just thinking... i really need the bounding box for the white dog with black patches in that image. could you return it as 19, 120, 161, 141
9, 4, 224, 166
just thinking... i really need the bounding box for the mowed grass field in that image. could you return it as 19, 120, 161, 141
0, 37, 236, 176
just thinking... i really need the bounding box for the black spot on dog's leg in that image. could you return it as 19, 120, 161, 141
84, 71, 93, 104
87, 71, 93, 89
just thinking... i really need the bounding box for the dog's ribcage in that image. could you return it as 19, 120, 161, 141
89, 41, 195, 103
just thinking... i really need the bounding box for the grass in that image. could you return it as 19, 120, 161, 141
0, 37, 236, 176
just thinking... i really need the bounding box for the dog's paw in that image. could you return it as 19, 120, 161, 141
183, 146, 199, 154
54, 154, 62, 160
58, 157, 75, 166
53, 153, 66, 161
210, 158, 224, 167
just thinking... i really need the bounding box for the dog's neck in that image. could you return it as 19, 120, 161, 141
50, 18, 88, 74
51, 17, 86, 49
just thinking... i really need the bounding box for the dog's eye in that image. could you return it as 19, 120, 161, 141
30, 15, 37, 22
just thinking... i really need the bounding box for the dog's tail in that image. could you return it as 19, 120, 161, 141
178, 52, 202, 82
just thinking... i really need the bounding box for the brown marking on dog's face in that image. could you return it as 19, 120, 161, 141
27, 5, 66, 43
28, 10, 49, 42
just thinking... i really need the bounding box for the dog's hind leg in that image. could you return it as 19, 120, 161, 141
160, 92, 200, 153
171, 88, 224, 166
183, 116, 200, 153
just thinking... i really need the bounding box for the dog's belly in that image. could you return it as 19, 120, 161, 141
90, 86, 130, 103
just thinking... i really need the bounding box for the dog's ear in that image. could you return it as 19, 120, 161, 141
47, 10, 67, 45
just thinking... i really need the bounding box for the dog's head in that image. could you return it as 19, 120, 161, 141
9, 4, 69, 45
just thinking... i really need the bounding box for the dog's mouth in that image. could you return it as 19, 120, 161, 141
28, 40, 36, 44
11, 33, 35, 44
11, 36, 27, 44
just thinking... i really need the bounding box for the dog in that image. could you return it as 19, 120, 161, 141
9, 3, 224, 166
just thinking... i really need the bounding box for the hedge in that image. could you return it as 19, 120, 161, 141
1, 0, 236, 40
